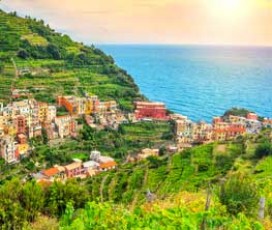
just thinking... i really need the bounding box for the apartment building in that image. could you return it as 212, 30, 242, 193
54, 115, 77, 139
0, 136, 18, 163
38, 102, 48, 122
213, 117, 246, 141
134, 101, 169, 120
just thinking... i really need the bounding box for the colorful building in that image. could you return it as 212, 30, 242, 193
47, 106, 57, 122
54, 115, 77, 139
64, 162, 82, 178
0, 136, 18, 163
213, 117, 246, 141
17, 143, 29, 158
57, 96, 78, 115
134, 101, 169, 120
263, 118, 272, 128
99, 161, 117, 171
99, 100, 117, 113
38, 102, 48, 122
42, 167, 62, 181
137, 148, 159, 161
17, 133, 27, 144
247, 113, 258, 121
13, 115, 27, 134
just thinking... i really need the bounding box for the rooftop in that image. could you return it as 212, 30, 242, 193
42, 167, 59, 177
83, 160, 100, 168
65, 162, 82, 171
135, 101, 165, 106
100, 161, 117, 169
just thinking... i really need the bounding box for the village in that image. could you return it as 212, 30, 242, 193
0, 90, 272, 182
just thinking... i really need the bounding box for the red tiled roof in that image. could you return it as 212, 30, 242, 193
42, 167, 59, 177
99, 161, 117, 169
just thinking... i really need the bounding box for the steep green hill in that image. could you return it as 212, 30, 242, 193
0, 10, 143, 110
85, 141, 258, 205
1, 138, 272, 229
1, 8, 272, 230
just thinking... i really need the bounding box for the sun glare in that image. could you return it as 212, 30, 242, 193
219, 0, 242, 10
210, 0, 249, 20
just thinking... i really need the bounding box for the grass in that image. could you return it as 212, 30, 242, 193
123, 122, 172, 141
0, 10, 143, 111
70, 153, 89, 161
0, 59, 141, 110
254, 156, 272, 179
21, 34, 48, 46
85, 142, 247, 204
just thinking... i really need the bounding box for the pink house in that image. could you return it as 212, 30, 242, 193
247, 113, 258, 120
64, 162, 82, 178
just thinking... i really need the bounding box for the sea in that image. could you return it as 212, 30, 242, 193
98, 45, 272, 122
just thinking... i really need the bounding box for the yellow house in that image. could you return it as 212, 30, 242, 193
38, 103, 48, 122
6, 126, 17, 137
85, 96, 100, 115
85, 98, 93, 115
17, 144, 29, 157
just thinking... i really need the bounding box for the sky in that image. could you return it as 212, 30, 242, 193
0, 0, 272, 46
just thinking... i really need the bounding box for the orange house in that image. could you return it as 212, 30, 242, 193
99, 161, 117, 171
213, 123, 246, 141
57, 96, 78, 115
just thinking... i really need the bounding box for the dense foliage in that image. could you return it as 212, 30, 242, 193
1, 8, 272, 229
255, 142, 272, 159
0, 10, 144, 110
0, 137, 271, 228
219, 174, 259, 216
224, 107, 252, 118
59, 200, 264, 230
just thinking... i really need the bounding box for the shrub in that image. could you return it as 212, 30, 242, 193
219, 173, 259, 216
255, 142, 272, 159
17, 49, 29, 59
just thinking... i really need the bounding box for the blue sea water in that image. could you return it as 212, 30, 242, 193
98, 45, 272, 122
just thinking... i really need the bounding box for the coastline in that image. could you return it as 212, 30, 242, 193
99, 44, 272, 122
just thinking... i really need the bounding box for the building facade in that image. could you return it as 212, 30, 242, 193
134, 101, 168, 120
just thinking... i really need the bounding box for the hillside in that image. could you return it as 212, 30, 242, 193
1, 136, 272, 229
85, 134, 272, 206
1, 8, 272, 230
0, 10, 143, 111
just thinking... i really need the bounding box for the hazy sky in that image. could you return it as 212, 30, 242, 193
1, 0, 272, 45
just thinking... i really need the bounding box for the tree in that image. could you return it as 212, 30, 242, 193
255, 142, 272, 159
17, 49, 29, 59
20, 181, 44, 222
0, 62, 4, 73
45, 180, 89, 217
147, 156, 161, 169
219, 174, 259, 216
224, 107, 252, 118
47, 44, 61, 60
0, 179, 25, 228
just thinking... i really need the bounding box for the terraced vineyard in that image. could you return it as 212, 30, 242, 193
1, 8, 272, 229
0, 10, 143, 110
85, 143, 245, 205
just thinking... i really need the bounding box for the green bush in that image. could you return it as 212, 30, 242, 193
219, 173, 259, 216
255, 142, 272, 159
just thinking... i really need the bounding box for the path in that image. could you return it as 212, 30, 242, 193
100, 174, 109, 202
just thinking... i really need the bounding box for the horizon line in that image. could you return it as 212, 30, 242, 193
95, 43, 272, 48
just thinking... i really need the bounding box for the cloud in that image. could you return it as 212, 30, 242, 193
0, 0, 272, 45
